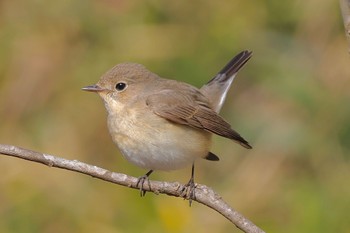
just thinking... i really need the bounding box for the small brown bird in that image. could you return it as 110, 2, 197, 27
83, 50, 252, 202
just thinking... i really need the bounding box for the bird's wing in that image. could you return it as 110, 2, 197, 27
146, 89, 252, 149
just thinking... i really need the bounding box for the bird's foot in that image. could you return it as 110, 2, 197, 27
136, 170, 153, 197
181, 177, 196, 206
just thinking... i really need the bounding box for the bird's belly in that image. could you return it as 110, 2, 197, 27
108, 115, 211, 171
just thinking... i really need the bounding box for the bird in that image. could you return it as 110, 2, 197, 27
82, 50, 252, 203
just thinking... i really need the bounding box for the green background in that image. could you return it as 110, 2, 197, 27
0, 0, 349, 232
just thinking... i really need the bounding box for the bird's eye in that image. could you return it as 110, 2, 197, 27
115, 82, 127, 91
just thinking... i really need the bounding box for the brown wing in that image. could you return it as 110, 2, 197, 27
146, 89, 252, 149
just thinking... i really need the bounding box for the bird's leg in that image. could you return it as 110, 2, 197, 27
181, 163, 196, 206
136, 170, 153, 197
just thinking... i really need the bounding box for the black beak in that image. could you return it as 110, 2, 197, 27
82, 85, 104, 92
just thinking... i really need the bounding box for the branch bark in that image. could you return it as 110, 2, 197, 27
0, 144, 265, 233
340, 0, 350, 53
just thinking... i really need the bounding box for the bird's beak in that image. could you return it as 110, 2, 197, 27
82, 85, 105, 92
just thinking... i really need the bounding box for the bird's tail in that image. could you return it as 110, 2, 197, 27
200, 50, 252, 113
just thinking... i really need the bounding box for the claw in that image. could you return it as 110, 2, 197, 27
181, 177, 196, 206
180, 163, 196, 206
136, 170, 153, 196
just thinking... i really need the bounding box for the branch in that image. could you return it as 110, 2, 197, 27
0, 144, 265, 233
340, 0, 350, 53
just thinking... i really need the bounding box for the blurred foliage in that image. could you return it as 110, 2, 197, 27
0, 0, 349, 232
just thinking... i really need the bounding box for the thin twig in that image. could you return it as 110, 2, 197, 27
340, 0, 350, 53
0, 144, 265, 233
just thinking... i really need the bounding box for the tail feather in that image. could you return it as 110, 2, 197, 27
216, 50, 252, 83
200, 50, 252, 113
205, 151, 220, 161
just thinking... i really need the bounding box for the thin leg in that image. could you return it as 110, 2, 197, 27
181, 163, 196, 206
136, 170, 153, 197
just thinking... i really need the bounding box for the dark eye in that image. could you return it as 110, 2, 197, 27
115, 82, 127, 91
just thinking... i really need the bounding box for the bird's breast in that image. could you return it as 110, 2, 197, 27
107, 108, 212, 171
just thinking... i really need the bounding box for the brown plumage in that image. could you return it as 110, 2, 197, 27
82, 50, 253, 201
146, 88, 252, 149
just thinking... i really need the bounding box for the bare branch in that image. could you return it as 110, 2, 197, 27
0, 144, 265, 233
340, 0, 350, 53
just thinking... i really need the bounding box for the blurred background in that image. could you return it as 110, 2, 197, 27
0, 0, 349, 232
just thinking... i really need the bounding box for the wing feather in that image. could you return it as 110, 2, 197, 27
146, 90, 252, 149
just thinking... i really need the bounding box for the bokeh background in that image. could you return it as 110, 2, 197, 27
1, 0, 349, 232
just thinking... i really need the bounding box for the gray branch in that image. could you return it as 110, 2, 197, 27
0, 144, 265, 233
340, 0, 350, 53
